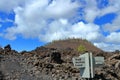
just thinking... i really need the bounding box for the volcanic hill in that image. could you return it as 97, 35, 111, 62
45, 38, 102, 53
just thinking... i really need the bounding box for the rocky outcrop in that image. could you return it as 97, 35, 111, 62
1, 44, 120, 80
4, 44, 11, 52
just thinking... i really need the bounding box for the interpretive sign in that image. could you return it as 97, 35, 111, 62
72, 52, 104, 79
79, 53, 91, 78
72, 57, 85, 68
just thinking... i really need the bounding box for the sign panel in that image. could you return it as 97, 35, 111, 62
72, 52, 104, 79
94, 57, 104, 67
94, 57, 104, 64
72, 57, 85, 68
80, 53, 91, 78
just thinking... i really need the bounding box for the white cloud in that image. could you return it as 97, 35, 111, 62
95, 32, 120, 51
59, 19, 68, 25
0, 0, 25, 12
82, 0, 120, 23
70, 22, 101, 41
94, 42, 120, 52
5, 27, 18, 40
104, 15, 120, 32
5, 13, 101, 42
83, 0, 99, 22
4, 0, 81, 40
45, 0, 79, 19
102, 0, 120, 32
84, 8, 99, 22
106, 32, 120, 43
100, 6, 119, 16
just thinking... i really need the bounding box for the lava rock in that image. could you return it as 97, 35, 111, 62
51, 51, 63, 64
4, 44, 11, 52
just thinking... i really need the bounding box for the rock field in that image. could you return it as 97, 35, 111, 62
0, 42, 120, 80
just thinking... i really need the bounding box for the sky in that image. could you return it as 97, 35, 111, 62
0, 0, 120, 52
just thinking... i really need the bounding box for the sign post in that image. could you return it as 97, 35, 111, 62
72, 52, 104, 79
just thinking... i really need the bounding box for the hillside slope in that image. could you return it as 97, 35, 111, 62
45, 38, 102, 53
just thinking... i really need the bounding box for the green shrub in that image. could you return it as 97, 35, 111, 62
77, 45, 86, 53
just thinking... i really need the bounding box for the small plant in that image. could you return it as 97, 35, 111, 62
77, 44, 86, 53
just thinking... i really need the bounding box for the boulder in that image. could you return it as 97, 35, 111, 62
0, 47, 3, 53
50, 51, 63, 64
0, 71, 4, 80
4, 44, 11, 52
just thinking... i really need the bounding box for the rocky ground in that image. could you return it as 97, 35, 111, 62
0, 43, 120, 80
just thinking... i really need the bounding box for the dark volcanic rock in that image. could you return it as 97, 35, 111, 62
4, 44, 11, 52
51, 51, 63, 64
0, 71, 4, 80
0, 48, 4, 55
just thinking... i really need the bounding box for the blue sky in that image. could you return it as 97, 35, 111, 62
0, 0, 120, 52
